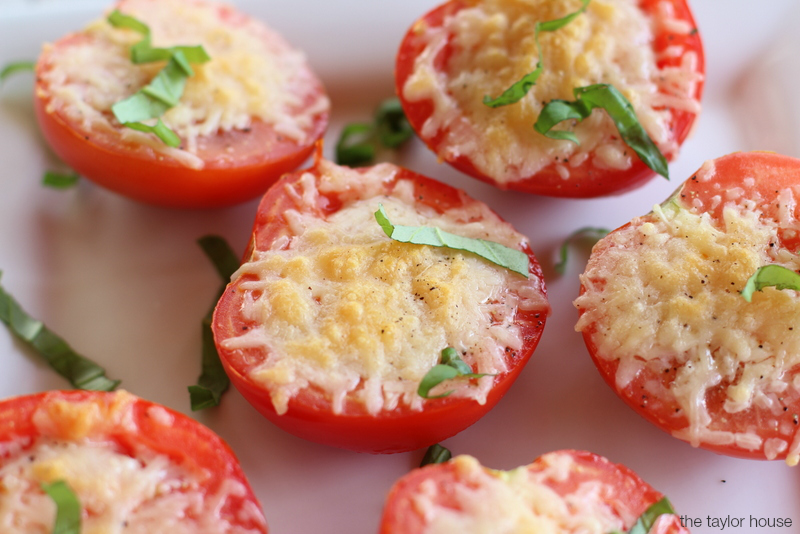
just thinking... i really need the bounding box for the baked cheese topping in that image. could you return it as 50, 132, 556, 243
575, 191, 800, 464
402, 0, 702, 184
413, 454, 628, 534
38, 0, 329, 169
220, 161, 548, 415
0, 391, 266, 533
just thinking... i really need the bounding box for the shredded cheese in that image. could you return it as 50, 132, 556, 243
402, 0, 702, 185
220, 160, 549, 415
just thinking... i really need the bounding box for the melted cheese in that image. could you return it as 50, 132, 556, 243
403, 0, 702, 185
575, 194, 800, 464
220, 161, 549, 415
414, 454, 631, 534
0, 391, 267, 533
38, 0, 328, 169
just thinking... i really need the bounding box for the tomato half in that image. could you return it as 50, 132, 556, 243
0, 389, 268, 532
34, 0, 329, 208
395, 0, 704, 198
212, 153, 549, 454
379, 450, 687, 533
576, 152, 800, 462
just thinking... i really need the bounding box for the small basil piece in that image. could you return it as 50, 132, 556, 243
375, 205, 529, 278
420, 443, 452, 467
534, 84, 669, 179
335, 97, 413, 166
42, 171, 80, 189
0, 61, 35, 84
555, 226, 609, 274
41, 480, 82, 534
627, 497, 675, 534
482, 0, 590, 107
418, 347, 491, 399
741, 264, 800, 302
0, 273, 119, 391
189, 235, 237, 411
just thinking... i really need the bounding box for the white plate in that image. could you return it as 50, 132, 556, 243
1, 1, 799, 533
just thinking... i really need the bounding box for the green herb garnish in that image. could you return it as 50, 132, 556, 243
534, 84, 669, 179
42, 171, 80, 189
420, 443, 452, 467
0, 61, 35, 85
107, 10, 210, 147
741, 264, 800, 302
336, 97, 414, 166
375, 204, 529, 277
188, 235, 237, 410
0, 272, 119, 391
616, 497, 675, 534
555, 226, 609, 274
482, 0, 590, 107
418, 347, 491, 399
41, 480, 81, 534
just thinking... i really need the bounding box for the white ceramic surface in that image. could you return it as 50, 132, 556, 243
1, 1, 799, 533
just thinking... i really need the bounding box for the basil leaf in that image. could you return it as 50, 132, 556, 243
483, 0, 590, 107
335, 97, 413, 166
41, 480, 81, 534
375, 97, 414, 148
0, 273, 120, 391
189, 235, 237, 411
375, 204, 529, 278
336, 123, 375, 166
741, 264, 800, 302
555, 226, 609, 274
420, 443, 452, 467
42, 171, 80, 189
627, 497, 675, 534
122, 118, 181, 147
0, 61, 35, 84
418, 347, 491, 399
107, 9, 150, 35
534, 84, 669, 179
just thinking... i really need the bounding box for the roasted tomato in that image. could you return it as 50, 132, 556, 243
0, 389, 268, 532
395, 0, 704, 197
379, 450, 687, 533
212, 154, 549, 454
34, 0, 329, 208
575, 152, 800, 463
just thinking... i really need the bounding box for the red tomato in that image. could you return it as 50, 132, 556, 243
0, 389, 268, 532
379, 450, 687, 533
395, 0, 704, 198
576, 152, 800, 462
34, 0, 328, 208
212, 152, 548, 454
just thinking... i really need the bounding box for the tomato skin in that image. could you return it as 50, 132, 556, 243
212, 155, 548, 454
394, 0, 705, 198
33, 2, 329, 209
578, 152, 800, 461
379, 450, 688, 533
0, 389, 269, 532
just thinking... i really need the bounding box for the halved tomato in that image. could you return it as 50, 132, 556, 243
379, 450, 687, 533
395, 0, 704, 197
34, 0, 329, 208
575, 152, 800, 463
0, 389, 268, 532
212, 153, 549, 453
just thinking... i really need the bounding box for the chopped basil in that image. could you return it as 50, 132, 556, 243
107, 10, 210, 146
741, 264, 800, 302
418, 347, 491, 399
482, 0, 590, 107
375, 204, 529, 277
627, 497, 675, 534
42, 171, 80, 189
0, 60, 35, 84
336, 97, 413, 166
555, 226, 609, 274
188, 235, 237, 411
420, 443, 452, 467
41, 480, 81, 534
0, 273, 119, 391
534, 84, 669, 179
